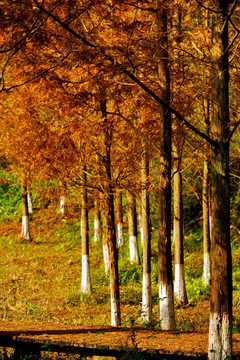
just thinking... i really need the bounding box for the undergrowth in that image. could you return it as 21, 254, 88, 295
0, 176, 240, 334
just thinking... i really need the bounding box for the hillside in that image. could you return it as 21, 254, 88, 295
0, 206, 239, 334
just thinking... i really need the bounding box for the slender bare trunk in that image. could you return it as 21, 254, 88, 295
157, 1, 175, 330
115, 189, 124, 247
60, 195, 66, 215
208, 1, 232, 358
27, 190, 33, 214
202, 99, 211, 286
173, 132, 188, 305
141, 141, 152, 323
21, 174, 31, 241
127, 191, 140, 265
94, 199, 101, 242
80, 165, 91, 294
102, 206, 110, 274
101, 98, 121, 326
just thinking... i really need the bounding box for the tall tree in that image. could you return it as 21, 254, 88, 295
127, 191, 140, 265
157, 1, 176, 330
102, 205, 110, 275
80, 165, 91, 294
141, 141, 152, 323
172, 124, 188, 305
100, 97, 121, 327
21, 172, 32, 241
208, 1, 232, 358
115, 189, 124, 247
94, 199, 101, 243
202, 97, 211, 287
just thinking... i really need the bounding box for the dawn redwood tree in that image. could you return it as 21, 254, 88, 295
100, 97, 121, 326
140, 140, 152, 323
102, 206, 110, 274
202, 97, 211, 286
80, 165, 91, 294
172, 123, 188, 305
156, 1, 176, 330
127, 191, 140, 265
208, 1, 232, 358
94, 199, 101, 243
27, 190, 33, 215
115, 189, 124, 247
21, 172, 32, 241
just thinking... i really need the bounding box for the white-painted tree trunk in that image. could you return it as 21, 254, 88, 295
117, 222, 123, 247
94, 217, 101, 242
203, 252, 211, 286
141, 273, 151, 323
208, 313, 232, 360
174, 264, 188, 304
27, 192, 33, 214
159, 282, 176, 330
60, 195, 65, 215
103, 243, 109, 274
80, 254, 91, 293
21, 215, 31, 240
111, 297, 119, 327
129, 235, 140, 264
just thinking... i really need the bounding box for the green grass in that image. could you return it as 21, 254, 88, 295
0, 201, 240, 333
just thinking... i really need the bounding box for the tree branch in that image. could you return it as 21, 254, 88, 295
228, 119, 240, 142
32, 0, 218, 148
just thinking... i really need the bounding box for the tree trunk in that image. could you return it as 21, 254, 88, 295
102, 205, 110, 274
202, 98, 211, 286
157, 1, 175, 330
94, 199, 101, 242
80, 165, 91, 294
115, 189, 124, 247
21, 174, 31, 241
60, 195, 66, 215
208, 1, 232, 359
27, 190, 33, 215
127, 191, 140, 265
173, 130, 188, 305
141, 141, 152, 323
202, 159, 211, 286
101, 98, 121, 327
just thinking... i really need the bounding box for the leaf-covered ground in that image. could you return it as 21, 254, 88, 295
0, 209, 240, 357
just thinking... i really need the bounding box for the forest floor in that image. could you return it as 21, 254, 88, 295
0, 320, 239, 357
1, 320, 240, 358
1, 209, 240, 358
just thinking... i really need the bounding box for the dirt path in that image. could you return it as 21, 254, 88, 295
1, 320, 240, 357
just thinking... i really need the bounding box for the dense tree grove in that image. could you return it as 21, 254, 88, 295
1, 1, 240, 359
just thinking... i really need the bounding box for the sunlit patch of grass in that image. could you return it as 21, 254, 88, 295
1, 207, 240, 334
175, 300, 210, 332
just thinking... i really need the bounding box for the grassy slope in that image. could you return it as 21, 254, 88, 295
0, 207, 240, 333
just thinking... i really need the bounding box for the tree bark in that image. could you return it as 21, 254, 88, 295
157, 1, 176, 330
202, 158, 211, 286
101, 98, 121, 327
27, 190, 33, 215
141, 141, 152, 323
80, 165, 91, 294
21, 173, 31, 241
202, 97, 211, 286
115, 189, 124, 247
127, 191, 140, 265
102, 206, 110, 274
172, 128, 188, 305
94, 199, 101, 242
208, 1, 232, 358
